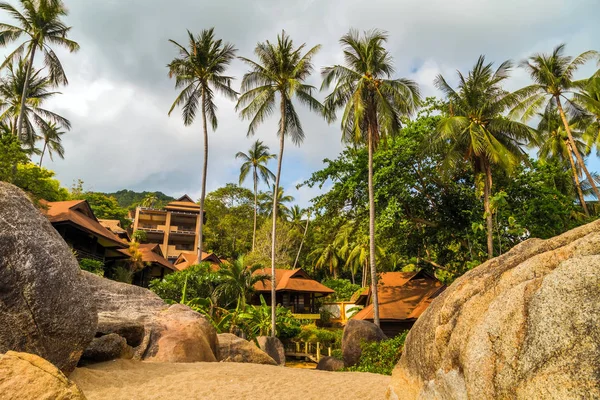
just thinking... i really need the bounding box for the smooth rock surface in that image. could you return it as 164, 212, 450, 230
342, 319, 386, 367
0, 351, 87, 400
317, 356, 345, 371
81, 334, 132, 363
0, 183, 97, 374
217, 333, 277, 365
83, 272, 218, 362
256, 336, 286, 366
387, 220, 600, 400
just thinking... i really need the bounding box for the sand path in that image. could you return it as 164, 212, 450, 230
71, 360, 390, 400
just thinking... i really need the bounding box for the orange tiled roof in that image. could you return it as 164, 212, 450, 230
173, 251, 222, 271
118, 243, 176, 271
253, 268, 335, 295
42, 200, 127, 249
353, 271, 445, 322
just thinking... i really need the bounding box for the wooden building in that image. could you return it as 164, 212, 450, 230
173, 251, 223, 271
252, 268, 334, 319
119, 243, 177, 288
99, 219, 131, 242
353, 270, 445, 337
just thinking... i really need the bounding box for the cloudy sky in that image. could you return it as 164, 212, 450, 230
8, 0, 600, 206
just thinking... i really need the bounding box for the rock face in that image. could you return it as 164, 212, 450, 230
0, 351, 87, 400
217, 333, 277, 365
342, 319, 386, 367
256, 336, 286, 366
83, 272, 218, 363
0, 183, 97, 374
317, 356, 345, 371
387, 220, 600, 400
81, 334, 132, 363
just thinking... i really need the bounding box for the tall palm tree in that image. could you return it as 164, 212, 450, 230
168, 28, 237, 261
321, 29, 420, 327
38, 122, 64, 166
575, 76, 600, 153
0, 0, 79, 140
511, 44, 600, 199
141, 192, 158, 208
291, 206, 310, 269
236, 31, 325, 336
259, 185, 294, 219
236, 139, 276, 251
432, 56, 535, 260
0, 58, 70, 148
216, 255, 269, 308
537, 104, 589, 215
310, 241, 341, 279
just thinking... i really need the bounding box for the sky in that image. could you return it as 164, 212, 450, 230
7, 0, 600, 207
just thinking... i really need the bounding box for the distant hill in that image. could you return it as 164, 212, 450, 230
104, 189, 175, 209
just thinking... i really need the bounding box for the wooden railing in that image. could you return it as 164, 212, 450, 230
283, 340, 337, 363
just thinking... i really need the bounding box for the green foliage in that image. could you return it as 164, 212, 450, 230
13, 163, 69, 201
113, 266, 134, 284
149, 263, 222, 303
79, 258, 104, 276
296, 324, 342, 346
322, 278, 361, 301
132, 230, 147, 243
247, 219, 302, 268
103, 189, 174, 209
346, 332, 408, 375
78, 192, 131, 229
0, 133, 27, 181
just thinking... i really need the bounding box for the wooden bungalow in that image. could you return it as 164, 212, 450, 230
99, 219, 131, 242
42, 200, 128, 266
172, 251, 223, 271
119, 243, 177, 288
252, 268, 335, 319
352, 270, 445, 337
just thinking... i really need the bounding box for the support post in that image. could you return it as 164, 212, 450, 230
316, 342, 321, 361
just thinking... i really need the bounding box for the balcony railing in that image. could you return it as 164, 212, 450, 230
72, 248, 105, 263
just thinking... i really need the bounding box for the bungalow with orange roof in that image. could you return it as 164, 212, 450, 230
252, 268, 335, 319
352, 270, 445, 337
41, 199, 129, 266
172, 251, 223, 271
119, 243, 177, 287
99, 219, 131, 242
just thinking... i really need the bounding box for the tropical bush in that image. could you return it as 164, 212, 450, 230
113, 265, 134, 284
296, 324, 342, 347
79, 258, 104, 276
321, 278, 362, 301
346, 332, 408, 375
149, 263, 222, 303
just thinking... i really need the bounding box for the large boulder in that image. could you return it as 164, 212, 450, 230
256, 336, 286, 366
317, 356, 345, 371
0, 351, 87, 400
387, 220, 600, 400
83, 272, 218, 363
217, 333, 277, 365
0, 183, 97, 374
81, 334, 132, 364
342, 319, 386, 367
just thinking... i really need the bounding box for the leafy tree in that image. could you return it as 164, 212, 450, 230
78, 192, 130, 228
237, 30, 325, 336
511, 44, 600, 199
103, 189, 174, 209
431, 56, 534, 259
38, 122, 65, 166
149, 263, 222, 303
236, 139, 275, 251
78, 258, 104, 276
141, 192, 158, 208
168, 28, 237, 259
321, 29, 421, 326
0, 131, 26, 181
321, 278, 362, 302
215, 255, 268, 307
0, 0, 79, 139
248, 219, 302, 269
13, 162, 68, 200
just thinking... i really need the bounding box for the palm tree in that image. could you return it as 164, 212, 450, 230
537, 104, 589, 215
259, 185, 294, 219
236, 139, 275, 252
216, 255, 269, 308
0, 58, 70, 148
168, 28, 237, 261
511, 44, 600, 200
142, 192, 158, 208
0, 0, 79, 140
575, 76, 600, 153
38, 122, 64, 166
431, 56, 535, 260
291, 206, 310, 269
236, 31, 325, 336
311, 242, 341, 279
321, 29, 420, 327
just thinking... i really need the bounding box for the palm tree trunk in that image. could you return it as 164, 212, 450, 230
38, 141, 47, 167
252, 168, 258, 252
483, 162, 494, 260
367, 126, 380, 327
197, 89, 208, 261
270, 97, 286, 337
292, 212, 310, 269
566, 142, 589, 216
556, 96, 600, 200
17, 45, 37, 141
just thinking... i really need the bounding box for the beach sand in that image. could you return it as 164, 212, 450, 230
71, 359, 390, 400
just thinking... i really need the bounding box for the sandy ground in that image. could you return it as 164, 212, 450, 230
71, 359, 390, 400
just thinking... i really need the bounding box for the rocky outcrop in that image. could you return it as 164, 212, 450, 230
317, 356, 345, 371
0, 351, 87, 400
217, 333, 277, 365
0, 183, 97, 374
81, 334, 132, 364
342, 319, 386, 367
256, 336, 286, 366
387, 220, 600, 400
83, 272, 218, 363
